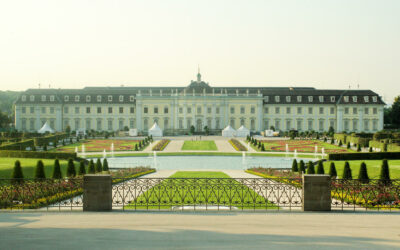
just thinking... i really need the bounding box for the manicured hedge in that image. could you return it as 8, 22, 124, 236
369, 140, 400, 152
0, 139, 35, 150
0, 150, 77, 160
334, 134, 347, 144
328, 152, 400, 161
33, 133, 68, 146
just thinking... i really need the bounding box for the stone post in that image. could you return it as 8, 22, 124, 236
83, 175, 112, 211
302, 174, 331, 211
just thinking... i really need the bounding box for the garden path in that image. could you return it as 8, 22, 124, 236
161, 140, 185, 152
213, 140, 236, 152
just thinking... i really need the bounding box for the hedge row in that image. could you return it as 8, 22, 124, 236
33, 133, 68, 146
328, 152, 400, 161
334, 134, 347, 144
0, 150, 77, 160
0, 139, 35, 150
368, 140, 400, 152
347, 135, 371, 147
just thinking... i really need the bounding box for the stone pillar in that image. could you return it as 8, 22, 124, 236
302, 175, 331, 211
83, 175, 112, 211
358, 107, 364, 132
136, 99, 142, 132
257, 99, 263, 132
336, 106, 343, 132
35, 107, 41, 131
56, 106, 62, 132
378, 106, 384, 131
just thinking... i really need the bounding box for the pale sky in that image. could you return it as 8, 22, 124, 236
0, 0, 399, 103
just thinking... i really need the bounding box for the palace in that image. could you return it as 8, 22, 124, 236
14, 72, 385, 135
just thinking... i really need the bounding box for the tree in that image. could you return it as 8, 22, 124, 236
316, 161, 325, 174
338, 140, 343, 147
306, 161, 315, 174
35, 160, 46, 180
43, 144, 47, 151
329, 162, 337, 178
135, 144, 139, 151
369, 147, 373, 152
78, 160, 86, 175
204, 126, 209, 135
103, 158, 109, 172
66, 159, 76, 177
95, 158, 102, 173
291, 159, 298, 172
358, 162, 369, 184
52, 159, 62, 179
328, 126, 335, 137
261, 144, 265, 151
11, 160, 24, 184
342, 161, 352, 180
347, 142, 350, 149
299, 160, 306, 173
390, 96, 400, 127
357, 144, 361, 152
88, 160, 95, 174
65, 125, 71, 135
190, 125, 195, 134
379, 159, 391, 185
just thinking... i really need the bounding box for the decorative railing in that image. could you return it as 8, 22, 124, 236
112, 178, 302, 211
331, 179, 400, 211
0, 178, 83, 210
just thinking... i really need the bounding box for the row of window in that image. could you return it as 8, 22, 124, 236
265, 107, 333, 115
264, 95, 378, 103
20, 95, 135, 103
344, 107, 377, 115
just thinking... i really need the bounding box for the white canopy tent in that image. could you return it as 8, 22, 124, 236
236, 125, 250, 137
148, 122, 163, 137
38, 122, 55, 134
222, 125, 236, 137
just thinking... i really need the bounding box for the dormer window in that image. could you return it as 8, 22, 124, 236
108, 95, 112, 102
50, 95, 55, 102
308, 96, 313, 102
41, 95, 46, 101
330, 96, 335, 102
286, 96, 291, 102
319, 96, 324, 102
344, 96, 349, 102
372, 96, 377, 102
297, 96, 302, 102
30, 95, 35, 101
264, 96, 269, 102
119, 95, 124, 102
364, 96, 369, 102
21, 95, 26, 101
275, 96, 280, 102
97, 95, 102, 102
75, 95, 80, 102
86, 95, 91, 102
129, 95, 135, 102
352, 96, 357, 102
64, 96, 69, 102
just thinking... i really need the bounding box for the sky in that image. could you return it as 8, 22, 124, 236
0, 0, 399, 103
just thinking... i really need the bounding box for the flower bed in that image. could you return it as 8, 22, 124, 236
152, 139, 170, 151
257, 140, 351, 153
246, 167, 302, 187
54, 139, 142, 152
229, 139, 247, 151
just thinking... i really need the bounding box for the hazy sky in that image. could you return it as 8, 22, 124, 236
0, 0, 399, 103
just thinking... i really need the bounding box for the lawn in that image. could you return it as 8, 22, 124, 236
254, 140, 353, 153
0, 157, 77, 179
181, 141, 218, 151
125, 171, 278, 210
53, 139, 142, 152
323, 160, 400, 179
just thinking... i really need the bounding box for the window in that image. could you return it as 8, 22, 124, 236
30, 95, 35, 101
86, 107, 90, 114
344, 120, 349, 131
119, 95, 124, 102
21, 95, 26, 101
297, 107, 302, 114
353, 120, 358, 131
86, 119, 91, 130
275, 107, 280, 114
240, 118, 245, 126
364, 120, 369, 131
64, 107, 68, 113
308, 96, 313, 102
264, 107, 269, 114
164, 106, 168, 114
352, 96, 357, 102
64, 96, 69, 102
330, 96, 335, 102
264, 96, 269, 102
41, 95, 46, 101
364, 96, 369, 102
373, 120, 378, 130
119, 120, 123, 130
197, 107, 201, 114
108, 95, 112, 102
144, 107, 148, 113
179, 119, 183, 129
353, 107, 358, 114
344, 96, 349, 102
330, 120, 335, 130
308, 120, 313, 130
275, 96, 280, 102
119, 107, 123, 114
130, 107, 135, 114
275, 120, 280, 130
372, 96, 377, 102
75, 107, 79, 114
164, 118, 169, 129
50, 95, 55, 102
364, 108, 369, 114
97, 107, 101, 114
286, 107, 291, 114
154, 107, 158, 114
308, 107, 313, 114
319, 96, 324, 102
50, 107, 54, 114
251, 119, 255, 130
286, 96, 291, 102
230, 107, 235, 114
216, 107, 220, 114
144, 119, 148, 130
240, 106, 245, 114
297, 120, 302, 130
22, 107, 26, 113
129, 119, 134, 128
97, 120, 102, 130
108, 107, 113, 114
297, 96, 302, 102
330, 107, 334, 114
97, 95, 102, 102
230, 119, 235, 128
373, 108, 377, 114
286, 120, 291, 130
85, 95, 90, 102
108, 120, 113, 130
30, 107, 34, 113
129, 96, 135, 102
216, 119, 220, 129
179, 107, 183, 114
251, 106, 255, 114
319, 120, 324, 131
344, 107, 349, 114
187, 107, 191, 114
319, 107, 324, 114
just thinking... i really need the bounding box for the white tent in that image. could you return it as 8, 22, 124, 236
148, 122, 163, 137
38, 122, 54, 134
236, 125, 250, 137
222, 125, 236, 137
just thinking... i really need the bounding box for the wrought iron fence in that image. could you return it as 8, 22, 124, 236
112, 177, 302, 211
0, 178, 83, 210
331, 179, 400, 211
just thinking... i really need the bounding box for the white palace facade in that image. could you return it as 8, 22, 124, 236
14, 73, 385, 135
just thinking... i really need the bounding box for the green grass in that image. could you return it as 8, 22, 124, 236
125, 171, 278, 210
0, 157, 80, 179
324, 160, 400, 179
251, 139, 353, 153
181, 141, 218, 151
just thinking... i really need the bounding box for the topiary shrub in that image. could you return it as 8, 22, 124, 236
103, 158, 109, 172
299, 160, 306, 173
291, 159, 298, 172
316, 161, 325, 174
347, 142, 350, 149
379, 159, 391, 185
306, 161, 315, 174
11, 160, 24, 184
358, 162, 369, 184
342, 161, 352, 180
357, 144, 361, 152
95, 158, 102, 172
329, 162, 337, 178
261, 144, 265, 151
338, 140, 343, 147
78, 160, 86, 175
52, 159, 62, 179
66, 159, 76, 177
43, 144, 47, 151
35, 160, 46, 180
369, 147, 373, 152
88, 160, 95, 174
135, 144, 139, 151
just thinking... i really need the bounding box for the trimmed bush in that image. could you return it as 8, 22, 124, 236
358, 162, 369, 184
0, 150, 77, 160
329, 162, 337, 178
338, 140, 343, 147
328, 152, 400, 161
347, 142, 350, 149
357, 144, 361, 152
78, 160, 86, 175
88, 160, 95, 174
261, 144, 265, 151
291, 159, 298, 172
95, 158, 102, 172
103, 158, 109, 171
316, 161, 325, 174
379, 159, 391, 185
35, 160, 46, 179
11, 160, 24, 183
299, 160, 306, 173
342, 161, 352, 180
135, 144, 138, 151
66, 159, 76, 177
306, 162, 315, 174
52, 159, 62, 179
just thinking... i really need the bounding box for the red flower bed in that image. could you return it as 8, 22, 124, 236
56, 139, 141, 152
259, 140, 349, 153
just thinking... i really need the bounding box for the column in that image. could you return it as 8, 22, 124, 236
302, 175, 331, 211
83, 175, 112, 211
136, 99, 142, 131
35, 107, 41, 131
183, 100, 187, 129
56, 106, 62, 132
202, 102, 206, 130
378, 107, 384, 131
15, 106, 21, 131
257, 98, 263, 131
224, 99, 228, 127
192, 103, 196, 129
358, 107, 364, 132
336, 106, 343, 132
211, 102, 216, 129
